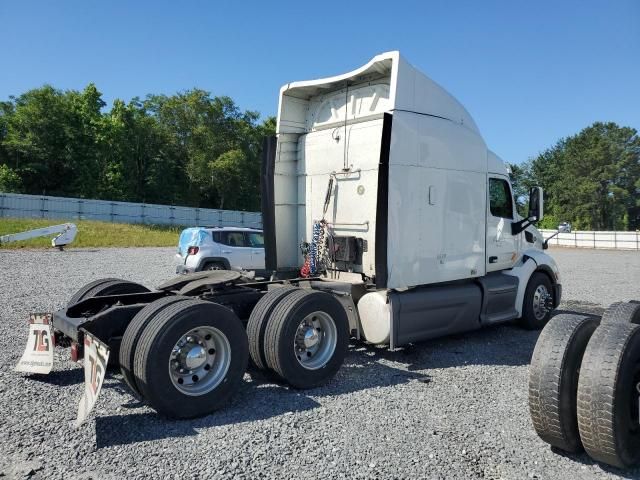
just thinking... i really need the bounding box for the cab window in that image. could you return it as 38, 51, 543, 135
489, 178, 513, 219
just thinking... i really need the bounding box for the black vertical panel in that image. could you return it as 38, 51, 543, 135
375, 113, 393, 289
261, 136, 278, 271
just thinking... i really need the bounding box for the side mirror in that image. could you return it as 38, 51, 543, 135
544, 222, 570, 250
528, 186, 544, 222
558, 222, 571, 233
512, 186, 544, 235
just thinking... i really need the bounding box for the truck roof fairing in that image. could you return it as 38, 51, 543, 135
277, 51, 480, 136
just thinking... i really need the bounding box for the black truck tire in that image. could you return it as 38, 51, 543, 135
68, 278, 119, 306
68, 278, 149, 307
264, 289, 349, 389
520, 272, 554, 330
528, 313, 599, 452
247, 286, 298, 370
119, 295, 192, 398
133, 299, 248, 419
577, 322, 640, 468
601, 301, 640, 325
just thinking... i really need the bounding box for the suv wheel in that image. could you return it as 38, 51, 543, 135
203, 262, 225, 271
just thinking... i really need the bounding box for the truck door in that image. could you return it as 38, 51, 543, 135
486, 176, 517, 272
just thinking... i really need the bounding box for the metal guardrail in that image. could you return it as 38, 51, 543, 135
0, 192, 262, 229
540, 229, 640, 250
3, 194, 635, 249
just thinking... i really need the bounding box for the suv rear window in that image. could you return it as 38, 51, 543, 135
212, 231, 247, 247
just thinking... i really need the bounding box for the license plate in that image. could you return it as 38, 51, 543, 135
15, 313, 54, 374
75, 331, 110, 428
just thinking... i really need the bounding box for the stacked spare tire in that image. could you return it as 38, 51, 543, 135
529, 301, 640, 469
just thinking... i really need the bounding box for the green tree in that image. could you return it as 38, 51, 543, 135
526, 122, 640, 230
1, 84, 108, 198
100, 98, 187, 204
3, 85, 72, 195
0, 83, 275, 211
146, 90, 268, 209
0, 100, 14, 167
210, 149, 247, 209
0, 164, 21, 192
66, 83, 107, 197
508, 162, 533, 216
232, 116, 276, 211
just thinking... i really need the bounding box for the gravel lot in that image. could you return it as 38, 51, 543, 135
0, 246, 639, 479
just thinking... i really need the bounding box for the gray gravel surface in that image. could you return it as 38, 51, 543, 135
548, 247, 640, 306
0, 246, 638, 479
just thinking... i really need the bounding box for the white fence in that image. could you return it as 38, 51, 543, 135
540, 229, 640, 250
0, 192, 262, 229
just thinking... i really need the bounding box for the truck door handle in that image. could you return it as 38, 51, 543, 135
221, 250, 232, 254
489, 256, 498, 263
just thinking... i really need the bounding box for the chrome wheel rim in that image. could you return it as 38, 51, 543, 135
532, 285, 551, 320
293, 311, 337, 370
168, 326, 230, 396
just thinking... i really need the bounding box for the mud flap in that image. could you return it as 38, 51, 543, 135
75, 331, 110, 428
15, 313, 54, 374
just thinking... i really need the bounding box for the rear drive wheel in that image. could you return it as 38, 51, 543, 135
601, 301, 640, 325
264, 289, 349, 389
133, 299, 248, 418
247, 286, 298, 370
520, 272, 554, 330
68, 278, 149, 307
119, 295, 192, 398
577, 322, 640, 468
528, 313, 599, 452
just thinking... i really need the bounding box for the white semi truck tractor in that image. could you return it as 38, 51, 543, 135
264, 50, 560, 348
16, 51, 561, 423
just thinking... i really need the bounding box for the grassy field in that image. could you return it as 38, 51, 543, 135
0, 218, 181, 248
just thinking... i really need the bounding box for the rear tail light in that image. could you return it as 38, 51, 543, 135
188, 246, 199, 255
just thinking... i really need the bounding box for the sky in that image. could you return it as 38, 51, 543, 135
0, 0, 638, 165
